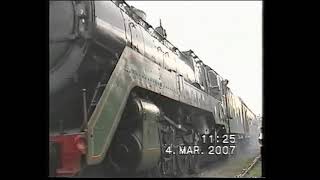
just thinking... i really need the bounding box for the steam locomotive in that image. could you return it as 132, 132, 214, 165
49, 0, 258, 177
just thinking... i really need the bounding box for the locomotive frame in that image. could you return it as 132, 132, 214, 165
49, 0, 259, 177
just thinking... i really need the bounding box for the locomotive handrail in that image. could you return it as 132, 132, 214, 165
114, 1, 255, 117
121, 0, 221, 78
114, 0, 203, 65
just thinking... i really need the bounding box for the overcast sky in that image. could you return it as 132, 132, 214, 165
128, 1, 262, 116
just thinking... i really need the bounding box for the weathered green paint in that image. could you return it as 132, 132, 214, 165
226, 88, 246, 134
136, 99, 161, 171
86, 47, 136, 165
87, 46, 228, 164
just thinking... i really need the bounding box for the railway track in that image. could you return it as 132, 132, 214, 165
235, 154, 261, 178
181, 155, 234, 178
79, 154, 261, 178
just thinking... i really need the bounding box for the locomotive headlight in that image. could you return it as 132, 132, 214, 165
76, 3, 86, 18
76, 3, 88, 35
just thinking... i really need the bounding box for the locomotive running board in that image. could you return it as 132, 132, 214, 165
86, 46, 163, 165
86, 46, 227, 165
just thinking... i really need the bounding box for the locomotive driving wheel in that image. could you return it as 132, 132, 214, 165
189, 132, 201, 174
158, 125, 177, 177
175, 137, 190, 176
